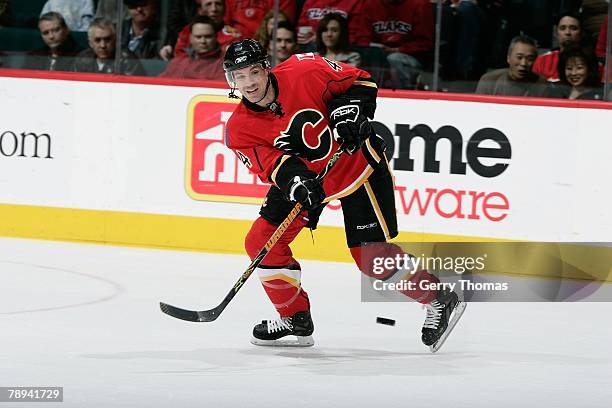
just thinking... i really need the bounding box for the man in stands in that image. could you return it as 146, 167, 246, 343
476, 34, 546, 96
121, 0, 162, 59
533, 13, 584, 82
24, 11, 83, 71
159, 15, 225, 80
73, 18, 144, 75
170, 0, 242, 59
268, 21, 297, 65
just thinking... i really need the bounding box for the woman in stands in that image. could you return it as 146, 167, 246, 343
254, 9, 290, 49
546, 47, 603, 100
315, 13, 360, 67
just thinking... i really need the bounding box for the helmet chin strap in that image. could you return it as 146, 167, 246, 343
252, 75, 272, 105
255, 75, 285, 117
228, 85, 240, 99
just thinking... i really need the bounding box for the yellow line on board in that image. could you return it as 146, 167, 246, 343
0, 203, 609, 283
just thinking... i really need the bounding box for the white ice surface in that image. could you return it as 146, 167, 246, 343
0, 237, 611, 408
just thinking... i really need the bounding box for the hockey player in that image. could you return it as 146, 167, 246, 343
223, 39, 464, 349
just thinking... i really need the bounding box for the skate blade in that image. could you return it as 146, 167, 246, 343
250, 335, 315, 347
429, 302, 467, 353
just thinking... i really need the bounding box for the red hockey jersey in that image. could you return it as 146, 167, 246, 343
362, 0, 433, 55
225, 0, 296, 39
297, 0, 369, 45
225, 53, 380, 202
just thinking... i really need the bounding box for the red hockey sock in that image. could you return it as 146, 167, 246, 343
256, 265, 311, 317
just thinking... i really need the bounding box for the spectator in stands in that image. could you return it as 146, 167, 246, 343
159, 15, 225, 80
73, 18, 144, 75
476, 35, 547, 97
24, 12, 83, 71
533, 13, 584, 82
298, 0, 368, 50
545, 47, 603, 100
161, 0, 200, 60
41, 0, 95, 32
225, 0, 295, 39
122, 0, 162, 59
316, 13, 360, 67
172, 0, 241, 59
267, 21, 298, 65
362, 0, 434, 89
254, 9, 290, 48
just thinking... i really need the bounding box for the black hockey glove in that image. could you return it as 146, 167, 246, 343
286, 175, 326, 211
328, 98, 373, 155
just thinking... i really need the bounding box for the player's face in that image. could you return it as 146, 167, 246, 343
270, 28, 296, 62
199, 0, 225, 23
232, 64, 269, 102
190, 23, 218, 55
39, 19, 69, 51
89, 27, 116, 59
507, 42, 536, 80
565, 57, 588, 87
557, 16, 581, 48
322, 19, 341, 49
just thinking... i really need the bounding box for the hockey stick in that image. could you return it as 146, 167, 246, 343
160, 148, 344, 322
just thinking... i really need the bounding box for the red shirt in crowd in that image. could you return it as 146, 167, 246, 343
362, 0, 433, 55
224, 0, 296, 39
297, 0, 369, 45
533, 50, 560, 82
159, 48, 225, 80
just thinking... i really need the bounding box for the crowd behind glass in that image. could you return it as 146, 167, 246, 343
0, 0, 610, 100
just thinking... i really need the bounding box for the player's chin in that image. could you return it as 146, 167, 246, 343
243, 89, 260, 101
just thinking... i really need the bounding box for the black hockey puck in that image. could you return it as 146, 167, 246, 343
376, 317, 396, 326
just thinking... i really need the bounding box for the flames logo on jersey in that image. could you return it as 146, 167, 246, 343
273, 109, 332, 162
372, 20, 412, 34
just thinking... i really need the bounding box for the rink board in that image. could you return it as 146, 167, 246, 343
0, 70, 610, 270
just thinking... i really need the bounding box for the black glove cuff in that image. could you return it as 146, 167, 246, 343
272, 155, 317, 196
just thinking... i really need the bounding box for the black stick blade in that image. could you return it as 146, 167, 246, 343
159, 302, 220, 322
